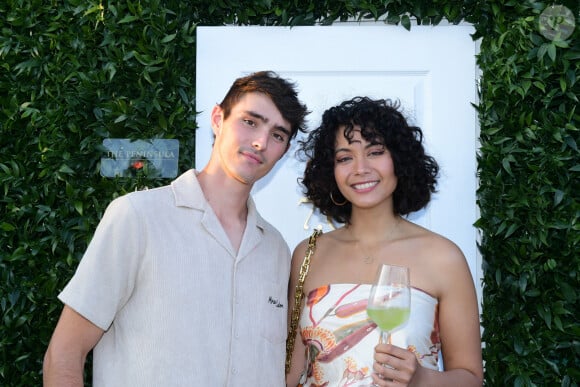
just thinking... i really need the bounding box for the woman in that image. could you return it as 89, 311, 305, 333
287, 97, 483, 386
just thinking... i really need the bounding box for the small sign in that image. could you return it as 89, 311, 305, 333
100, 139, 179, 178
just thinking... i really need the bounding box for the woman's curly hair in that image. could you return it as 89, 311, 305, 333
298, 96, 439, 225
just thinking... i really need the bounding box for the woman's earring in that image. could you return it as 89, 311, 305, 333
330, 191, 347, 206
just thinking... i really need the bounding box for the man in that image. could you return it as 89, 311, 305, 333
43, 71, 309, 386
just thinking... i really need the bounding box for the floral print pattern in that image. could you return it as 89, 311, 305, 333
299, 284, 440, 386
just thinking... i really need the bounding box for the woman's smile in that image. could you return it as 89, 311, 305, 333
352, 181, 379, 191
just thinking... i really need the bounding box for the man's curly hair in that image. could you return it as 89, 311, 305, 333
298, 96, 439, 225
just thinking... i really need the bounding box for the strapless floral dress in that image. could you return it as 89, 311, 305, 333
298, 284, 440, 387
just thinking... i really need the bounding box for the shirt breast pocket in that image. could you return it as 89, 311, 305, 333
259, 284, 288, 344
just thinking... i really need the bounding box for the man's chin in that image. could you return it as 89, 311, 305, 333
237, 168, 271, 186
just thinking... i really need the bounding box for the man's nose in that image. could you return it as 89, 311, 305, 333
252, 131, 268, 150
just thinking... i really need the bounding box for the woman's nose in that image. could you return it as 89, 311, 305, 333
354, 157, 371, 174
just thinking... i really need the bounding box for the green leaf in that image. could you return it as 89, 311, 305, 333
547, 43, 556, 61
553, 190, 564, 206
559, 77, 567, 92
0, 222, 16, 231
114, 114, 128, 123
118, 15, 139, 24
58, 165, 75, 175
161, 33, 176, 43
74, 201, 83, 215
401, 15, 411, 30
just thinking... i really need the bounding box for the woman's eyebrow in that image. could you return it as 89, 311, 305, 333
334, 147, 352, 155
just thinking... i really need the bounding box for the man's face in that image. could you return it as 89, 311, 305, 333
211, 92, 292, 186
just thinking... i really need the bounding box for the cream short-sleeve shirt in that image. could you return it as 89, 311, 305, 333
59, 169, 291, 386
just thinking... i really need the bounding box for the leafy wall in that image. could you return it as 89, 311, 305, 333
474, 2, 579, 385
0, 0, 578, 385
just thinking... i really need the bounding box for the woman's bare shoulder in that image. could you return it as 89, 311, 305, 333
400, 221, 472, 294
403, 221, 465, 262
291, 228, 339, 265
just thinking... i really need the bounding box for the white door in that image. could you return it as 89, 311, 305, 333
195, 25, 481, 305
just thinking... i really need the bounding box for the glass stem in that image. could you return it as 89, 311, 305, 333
380, 330, 391, 345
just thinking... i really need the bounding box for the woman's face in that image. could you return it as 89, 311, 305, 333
333, 126, 398, 210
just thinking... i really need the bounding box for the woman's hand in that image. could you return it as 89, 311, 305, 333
371, 343, 420, 386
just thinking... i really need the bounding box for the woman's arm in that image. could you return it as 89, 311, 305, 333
372, 240, 483, 386
426, 242, 483, 386
286, 240, 309, 386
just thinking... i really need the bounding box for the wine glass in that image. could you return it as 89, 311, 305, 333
367, 264, 411, 345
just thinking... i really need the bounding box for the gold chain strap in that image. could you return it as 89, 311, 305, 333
285, 228, 322, 375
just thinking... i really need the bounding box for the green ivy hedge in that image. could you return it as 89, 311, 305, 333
0, 0, 578, 385
474, 2, 579, 385
0, 1, 197, 384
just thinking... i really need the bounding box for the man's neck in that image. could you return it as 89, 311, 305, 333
196, 168, 251, 252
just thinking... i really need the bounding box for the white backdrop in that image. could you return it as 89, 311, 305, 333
195, 25, 482, 305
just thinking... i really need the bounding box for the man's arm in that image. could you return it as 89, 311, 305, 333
43, 305, 105, 387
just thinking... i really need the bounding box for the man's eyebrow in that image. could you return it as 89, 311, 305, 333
246, 110, 291, 137
275, 125, 292, 137
245, 110, 268, 123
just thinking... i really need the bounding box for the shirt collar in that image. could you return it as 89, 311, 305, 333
171, 169, 267, 231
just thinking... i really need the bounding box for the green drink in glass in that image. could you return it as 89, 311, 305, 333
367, 264, 411, 344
